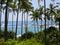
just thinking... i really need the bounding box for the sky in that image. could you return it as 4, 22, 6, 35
1, 0, 60, 21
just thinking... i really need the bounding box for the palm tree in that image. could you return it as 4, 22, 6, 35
13, 0, 19, 40
37, 0, 47, 44
55, 1, 60, 44
14, 0, 32, 39
20, 9, 25, 36
18, 0, 33, 35
6, 0, 17, 39
49, 4, 57, 25
30, 11, 36, 33
12, 0, 18, 40
30, 9, 40, 33
4, 0, 14, 41
55, 9, 60, 30
24, 5, 33, 34
38, 6, 43, 32
35, 9, 40, 32
0, 0, 2, 38
0, 9, 1, 38
44, 0, 47, 45
15, 9, 19, 40
45, 9, 50, 27
12, 12, 14, 32
4, 0, 9, 41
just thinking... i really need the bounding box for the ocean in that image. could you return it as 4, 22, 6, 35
1, 21, 56, 35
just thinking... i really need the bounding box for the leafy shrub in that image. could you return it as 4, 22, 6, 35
44, 26, 59, 45
18, 38, 44, 45
0, 30, 15, 39
7, 39, 17, 45
8, 31, 15, 39
34, 32, 44, 42
0, 30, 4, 38
0, 42, 9, 45
0, 38, 4, 42
20, 32, 34, 40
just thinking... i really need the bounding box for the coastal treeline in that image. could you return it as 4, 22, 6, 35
0, 0, 60, 45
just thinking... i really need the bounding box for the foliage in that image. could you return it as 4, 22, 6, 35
19, 32, 34, 40
0, 26, 60, 45
44, 26, 59, 45
0, 30, 15, 39
8, 31, 15, 39
18, 38, 44, 45
34, 32, 44, 43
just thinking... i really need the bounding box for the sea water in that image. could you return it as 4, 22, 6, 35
1, 21, 56, 35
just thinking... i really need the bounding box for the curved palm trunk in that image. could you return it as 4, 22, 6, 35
21, 11, 23, 35
44, 0, 47, 45
15, 10, 19, 40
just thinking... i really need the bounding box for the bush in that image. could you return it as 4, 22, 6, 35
0, 42, 9, 45
43, 26, 59, 45
8, 31, 15, 39
0, 30, 15, 40
7, 39, 17, 45
18, 38, 44, 45
34, 32, 44, 42
20, 32, 34, 40
0, 30, 4, 38
0, 38, 4, 42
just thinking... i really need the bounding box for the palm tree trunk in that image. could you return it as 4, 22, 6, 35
48, 20, 49, 27
51, 15, 53, 26
34, 20, 36, 33
26, 12, 28, 33
0, 9, 1, 38
7, 10, 9, 30
15, 10, 19, 40
25, 12, 28, 33
59, 19, 60, 30
0, 0, 2, 38
24, 13, 25, 29
21, 11, 23, 35
12, 12, 14, 32
4, 0, 8, 41
41, 19, 42, 32
44, 0, 47, 45
24, 13, 26, 33
36, 19, 39, 32
24, 13, 28, 33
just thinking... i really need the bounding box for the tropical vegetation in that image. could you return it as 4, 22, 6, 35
0, 0, 60, 45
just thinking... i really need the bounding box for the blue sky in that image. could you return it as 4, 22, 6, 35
1, 0, 60, 21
